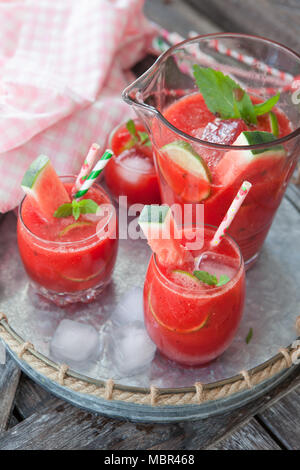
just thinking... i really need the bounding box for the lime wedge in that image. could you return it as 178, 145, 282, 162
159, 140, 211, 202
162, 140, 211, 180
148, 289, 209, 334
58, 221, 93, 238
268, 111, 279, 137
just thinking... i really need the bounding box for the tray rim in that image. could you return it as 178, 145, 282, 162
1, 316, 299, 408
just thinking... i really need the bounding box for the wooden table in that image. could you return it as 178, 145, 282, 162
0, 0, 299, 450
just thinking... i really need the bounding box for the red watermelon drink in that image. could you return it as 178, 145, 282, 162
105, 119, 161, 206
152, 78, 293, 267
17, 155, 118, 305
123, 34, 300, 268
139, 205, 245, 366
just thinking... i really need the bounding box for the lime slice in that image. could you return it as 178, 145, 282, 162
268, 111, 279, 137
162, 141, 210, 179
171, 269, 201, 287
159, 140, 211, 202
148, 289, 209, 334
61, 266, 105, 282
58, 221, 93, 238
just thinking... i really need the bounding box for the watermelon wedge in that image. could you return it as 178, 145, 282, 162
215, 131, 286, 187
139, 205, 190, 267
158, 141, 211, 202
21, 155, 71, 220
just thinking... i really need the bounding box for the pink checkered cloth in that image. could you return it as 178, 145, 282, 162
0, 0, 157, 213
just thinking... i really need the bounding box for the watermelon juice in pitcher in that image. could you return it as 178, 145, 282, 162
123, 34, 300, 268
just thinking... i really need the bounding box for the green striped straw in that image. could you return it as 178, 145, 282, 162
73, 149, 113, 199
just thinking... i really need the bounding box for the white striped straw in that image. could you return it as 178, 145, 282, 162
73, 149, 113, 199
211, 181, 252, 247
74, 143, 100, 192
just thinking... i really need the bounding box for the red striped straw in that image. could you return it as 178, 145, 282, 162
152, 28, 295, 92
211, 181, 252, 247
208, 37, 293, 83
74, 143, 100, 193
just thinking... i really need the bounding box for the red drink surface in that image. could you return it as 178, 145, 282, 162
105, 120, 161, 206
17, 181, 118, 294
143, 226, 245, 366
153, 93, 294, 263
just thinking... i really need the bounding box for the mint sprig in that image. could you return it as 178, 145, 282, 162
54, 199, 99, 221
193, 270, 230, 287
123, 119, 151, 151
193, 66, 280, 125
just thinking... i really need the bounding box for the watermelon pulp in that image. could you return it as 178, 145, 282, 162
139, 205, 191, 267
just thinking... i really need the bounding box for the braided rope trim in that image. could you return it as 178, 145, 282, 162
0, 318, 299, 407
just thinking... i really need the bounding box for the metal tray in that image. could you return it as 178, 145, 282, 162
0, 194, 299, 422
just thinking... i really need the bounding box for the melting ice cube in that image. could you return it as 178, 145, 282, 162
50, 319, 100, 365
198, 252, 237, 281
112, 321, 156, 376
192, 119, 247, 168
111, 287, 144, 325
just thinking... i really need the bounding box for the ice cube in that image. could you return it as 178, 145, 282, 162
198, 252, 237, 281
191, 119, 247, 168
112, 322, 156, 376
201, 119, 247, 145
111, 287, 144, 325
50, 319, 100, 365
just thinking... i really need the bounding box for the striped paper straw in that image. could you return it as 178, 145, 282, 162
151, 28, 294, 91
74, 143, 100, 192
210, 181, 252, 247
209, 38, 294, 84
73, 149, 113, 199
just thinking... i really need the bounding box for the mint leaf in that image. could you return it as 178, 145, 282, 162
193, 270, 218, 286
126, 119, 137, 139
138, 131, 151, 147
77, 199, 99, 214
54, 203, 73, 218
54, 199, 99, 220
193, 65, 257, 124
72, 203, 81, 221
193, 66, 280, 125
253, 92, 280, 116
246, 327, 253, 344
122, 121, 152, 151
193, 270, 231, 287
216, 274, 230, 286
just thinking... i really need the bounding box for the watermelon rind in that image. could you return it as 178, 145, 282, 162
21, 155, 50, 191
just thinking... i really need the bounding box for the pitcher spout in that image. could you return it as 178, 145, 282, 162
122, 69, 159, 133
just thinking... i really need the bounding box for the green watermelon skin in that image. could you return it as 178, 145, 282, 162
21, 155, 71, 220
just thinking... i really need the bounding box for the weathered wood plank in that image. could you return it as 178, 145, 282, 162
186, 0, 300, 50
208, 419, 281, 450
144, 0, 221, 37
15, 374, 55, 419
0, 354, 21, 431
257, 385, 300, 450
0, 366, 299, 450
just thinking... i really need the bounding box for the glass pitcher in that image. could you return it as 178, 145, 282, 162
123, 33, 300, 268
